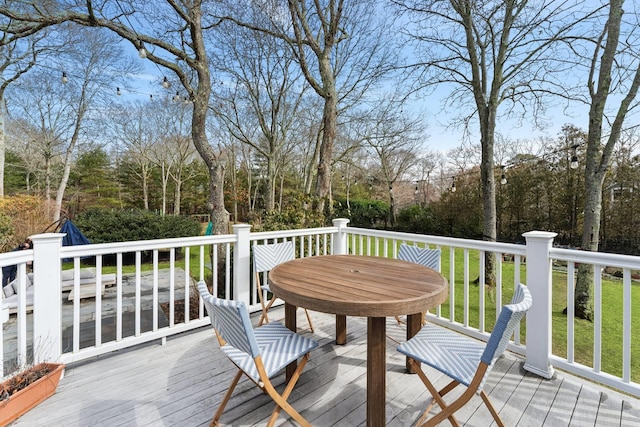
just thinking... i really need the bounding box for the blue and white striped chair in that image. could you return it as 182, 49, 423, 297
197, 281, 318, 427
396, 243, 442, 325
253, 241, 314, 332
397, 283, 532, 427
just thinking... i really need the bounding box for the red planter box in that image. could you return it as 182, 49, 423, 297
0, 363, 65, 426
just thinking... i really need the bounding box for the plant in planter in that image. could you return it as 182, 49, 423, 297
0, 362, 65, 425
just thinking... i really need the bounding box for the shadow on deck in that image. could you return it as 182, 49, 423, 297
8, 308, 640, 426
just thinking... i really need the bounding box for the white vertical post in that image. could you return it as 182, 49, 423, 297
523, 230, 557, 379
31, 233, 64, 364
332, 218, 350, 255
233, 224, 252, 307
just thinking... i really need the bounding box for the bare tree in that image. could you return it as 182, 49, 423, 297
110, 103, 156, 210
8, 70, 73, 217
574, 0, 640, 320
362, 99, 424, 227
7, 32, 133, 220
0, 27, 49, 197
223, 0, 397, 214
50, 28, 139, 221
393, 0, 594, 284
212, 18, 308, 212
0, 1, 230, 233
414, 153, 439, 206
143, 96, 198, 215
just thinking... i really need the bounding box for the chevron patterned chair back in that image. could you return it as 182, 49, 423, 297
253, 241, 314, 332
397, 283, 532, 427
197, 281, 318, 427
393, 243, 442, 327
254, 240, 296, 274
398, 243, 441, 272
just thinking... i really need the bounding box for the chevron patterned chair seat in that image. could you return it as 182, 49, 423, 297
395, 243, 442, 326
397, 283, 532, 427
253, 240, 314, 332
197, 281, 318, 427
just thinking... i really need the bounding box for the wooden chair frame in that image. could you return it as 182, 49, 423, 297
198, 281, 317, 427
398, 283, 532, 427
409, 359, 502, 427
211, 333, 312, 427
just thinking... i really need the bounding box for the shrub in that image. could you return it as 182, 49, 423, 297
74, 209, 201, 243
0, 213, 13, 250
332, 197, 389, 228
396, 205, 437, 233
0, 195, 49, 251
251, 193, 326, 232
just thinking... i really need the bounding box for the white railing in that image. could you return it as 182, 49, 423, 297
1, 219, 638, 398
548, 247, 640, 396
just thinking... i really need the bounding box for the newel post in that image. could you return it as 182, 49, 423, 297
30, 233, 64, 364
522, 230, 557, 379
332, 218, 350, 255
233, 224, 252, 307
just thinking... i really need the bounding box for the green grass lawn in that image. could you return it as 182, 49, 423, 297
444, 250, 640, 383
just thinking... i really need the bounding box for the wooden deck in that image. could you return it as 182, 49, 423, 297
10, 308, 640, 426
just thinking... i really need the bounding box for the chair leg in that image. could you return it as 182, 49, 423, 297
257, 285, 270, 326
303, 308, 314, 333
409, 359, 460, 427
211, 370, 243, 426
480, 390, 505, 427
417, 363, 492, 427
263, 299, 314, 334
260, 296, 279, 326
421, 386, 478, 427
265, 354, 312, 427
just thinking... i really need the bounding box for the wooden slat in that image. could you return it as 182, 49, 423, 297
10, 308, 640, 427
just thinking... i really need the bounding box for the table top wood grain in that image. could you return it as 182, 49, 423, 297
268, 254, 448, 318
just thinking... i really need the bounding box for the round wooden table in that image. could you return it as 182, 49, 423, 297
269, 254, 448, 427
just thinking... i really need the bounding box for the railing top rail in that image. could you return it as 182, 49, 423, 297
0, 249, 33, 267
250, 226, 338, 242
346, 227, 527, 255
550, 247, 640, 270
59, 234, 237, 258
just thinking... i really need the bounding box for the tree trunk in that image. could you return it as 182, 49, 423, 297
142, 168, 149, 210
190, 8, 229, 236
480, 111, 497, 286
315, 87, 337, 214
173, 178, 181, 215
0, 104, 4, 198
574, 0, 636, 320
55, 94, 87, 222
265, 157, 275, 212
304, 130, 321, 195
388, 186, 396, 227
192, 86, 228, 233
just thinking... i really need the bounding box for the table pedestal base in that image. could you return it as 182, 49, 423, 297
336, 315, 346, 345
367, 317, 386, 427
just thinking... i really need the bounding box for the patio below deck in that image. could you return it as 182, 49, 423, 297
10, 308, 640, 426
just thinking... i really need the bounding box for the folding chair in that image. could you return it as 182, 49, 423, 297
396, 243, 442, 325
397, 283, 532, 427
253, 241, 314, 332
197, 281, 318, 427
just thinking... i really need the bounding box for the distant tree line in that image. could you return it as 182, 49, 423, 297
5, 122, 640, 255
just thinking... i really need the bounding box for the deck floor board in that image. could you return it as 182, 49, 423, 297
9, 308, 640, 426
